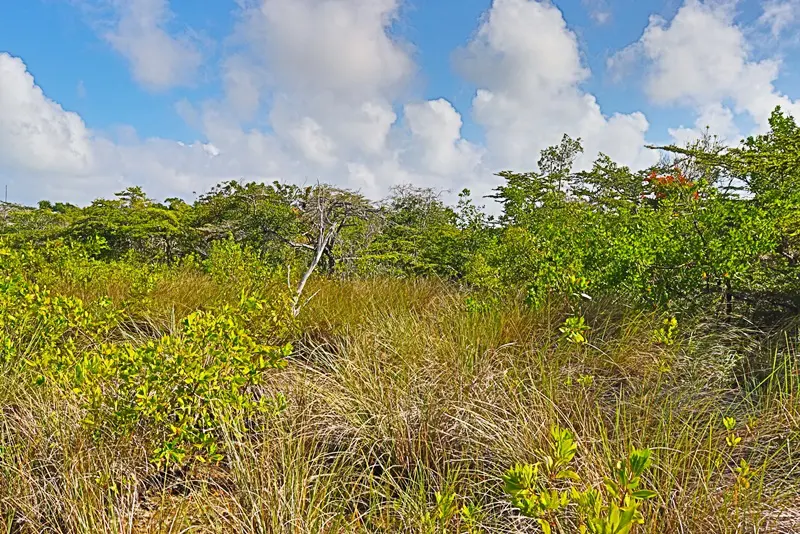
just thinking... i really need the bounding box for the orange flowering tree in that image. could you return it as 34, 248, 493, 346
485, 109, 799, 316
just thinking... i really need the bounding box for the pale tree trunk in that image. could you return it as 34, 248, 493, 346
286, 185, 375, 317
292, 226, 338, 316
290, 192, 341, 317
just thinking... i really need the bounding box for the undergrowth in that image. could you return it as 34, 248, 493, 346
0, 247, 798, 533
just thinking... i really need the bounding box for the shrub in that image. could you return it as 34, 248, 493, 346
503, 425, 657, 534
74, 306, 291, 465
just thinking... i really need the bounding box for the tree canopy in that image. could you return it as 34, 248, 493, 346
4, 106, 799, 319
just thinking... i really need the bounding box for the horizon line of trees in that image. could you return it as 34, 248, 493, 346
2, 106, 799, 320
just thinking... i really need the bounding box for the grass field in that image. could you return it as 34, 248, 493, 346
1, 265, 799, 533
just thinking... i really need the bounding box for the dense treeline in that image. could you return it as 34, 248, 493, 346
3, 108, 799, 319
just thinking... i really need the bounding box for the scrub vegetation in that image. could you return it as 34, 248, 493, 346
1, 108, 799, 533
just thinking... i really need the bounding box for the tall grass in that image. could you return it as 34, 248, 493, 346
1, 272, 799, 533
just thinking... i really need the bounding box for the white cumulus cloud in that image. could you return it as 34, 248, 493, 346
668, 103, 740, 146
611, 0, 800, 140
103, 0, 202, 90
0, 53, 93, 176
404, 99, 482, 177
237, 0, 413, 98
456, 0, 657, 172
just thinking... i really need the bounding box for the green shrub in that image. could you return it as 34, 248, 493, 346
0, 245, 294, 466
73, 305, 291, 465
503, 425, 657, 534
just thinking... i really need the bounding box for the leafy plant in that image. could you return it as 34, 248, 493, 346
459, 503, 484, 534
652, 317, 678, 346
0, 251, 293, 467
560, 316, 590, 345
73, 304, 291, 465
503, 425, 657, 534
723, 416, 742, 448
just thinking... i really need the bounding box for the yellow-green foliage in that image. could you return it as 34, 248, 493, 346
73, 308, 291, 466
503, 426, 657, 534
0, 244, 798, 533
0, 273, 121, 367
1, 246, 294, 467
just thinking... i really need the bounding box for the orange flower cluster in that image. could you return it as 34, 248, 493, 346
646, 169, 700, 200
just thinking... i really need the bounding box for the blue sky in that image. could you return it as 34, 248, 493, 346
1, 0, 799, 205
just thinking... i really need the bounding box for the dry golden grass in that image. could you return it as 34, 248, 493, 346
2, 275, 799, 533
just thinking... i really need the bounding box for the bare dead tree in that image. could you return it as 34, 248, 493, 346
289, 184, 378, 316
191, 180, 379, 315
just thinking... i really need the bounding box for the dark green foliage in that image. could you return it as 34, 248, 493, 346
1, 107, 799, 321
67, 187, 192, 261
191, 180, 301, 263
479, 110, 800, 317
360, 185, 462, 277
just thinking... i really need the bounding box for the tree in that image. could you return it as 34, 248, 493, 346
362, 185, 459, 276
191, 180, 301, 263
0, 201, 74, 246
287, 184, 377, 315
650, 108, 800, 314
68, 187, 190, 261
